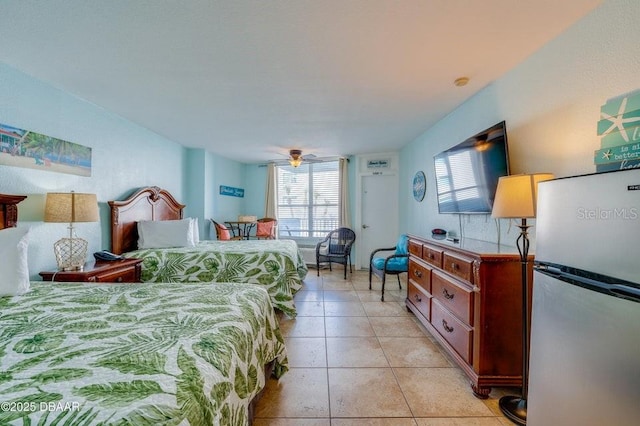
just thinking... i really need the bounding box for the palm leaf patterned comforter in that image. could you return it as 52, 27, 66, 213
124, 240, 308, 317
0, 281, 288, 425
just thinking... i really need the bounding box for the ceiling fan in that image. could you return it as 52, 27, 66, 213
287, 149, 310, 167
265, 149, 322, 168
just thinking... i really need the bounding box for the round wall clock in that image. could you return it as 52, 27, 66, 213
413, 171, 426, 201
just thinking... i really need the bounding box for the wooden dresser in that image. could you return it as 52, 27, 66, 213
406, 234, 532, 398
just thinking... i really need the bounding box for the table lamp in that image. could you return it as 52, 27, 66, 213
491, 173, 554, 425
44, 191, 99, 271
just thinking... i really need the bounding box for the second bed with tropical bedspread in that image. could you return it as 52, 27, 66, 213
0, 281, 288, 425
123, 239, 308, 317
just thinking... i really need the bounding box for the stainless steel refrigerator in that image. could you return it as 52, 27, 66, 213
528, 168, 640, 425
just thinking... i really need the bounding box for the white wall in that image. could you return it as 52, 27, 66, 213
0, 62, 186, 278
400, 0, 640, 247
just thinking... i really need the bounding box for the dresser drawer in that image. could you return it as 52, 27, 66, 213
422, 243, 443, 268
432, 270, 473, 325
432, 299, 473, 364
408, 240, 423, 257
409, 258, 432, 293
408, 281, 431, 321
94, 267, 138, 283
443, 251, 474, 283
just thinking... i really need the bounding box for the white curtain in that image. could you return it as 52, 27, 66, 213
339, 157, 351, 228
264, 163, 278, 219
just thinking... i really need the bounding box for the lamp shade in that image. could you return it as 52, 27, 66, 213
44, 192, 99, 223
491, 173, 554, 219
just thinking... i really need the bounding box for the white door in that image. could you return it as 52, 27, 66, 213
360, 174, 399, 269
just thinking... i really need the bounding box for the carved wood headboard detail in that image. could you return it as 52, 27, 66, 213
108, 186, 185, 254
0, 194, 28, 230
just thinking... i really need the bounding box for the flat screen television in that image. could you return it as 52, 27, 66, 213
434, 121, 510, 214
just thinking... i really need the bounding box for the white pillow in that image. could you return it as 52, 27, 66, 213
137, 219, 195, 249
0, 227, 30, 296
189, 217, 200, 245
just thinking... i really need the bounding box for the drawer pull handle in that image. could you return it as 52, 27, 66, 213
414, 294, 422, 303
451, 262, 459, 270
116, 277, 123, 283
428, 253, 435, 259
415, 269, 422, 278
443, 288, 455, 300
442, 319, 454, 333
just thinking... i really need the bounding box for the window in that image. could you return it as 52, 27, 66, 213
277, 161, 339, 238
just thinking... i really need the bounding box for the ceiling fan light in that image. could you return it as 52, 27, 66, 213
289, 157, 303, 167
288, 149, 303, 167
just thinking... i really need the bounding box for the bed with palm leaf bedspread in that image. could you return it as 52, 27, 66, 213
0, 281, 288, 425
123, 240, 307, 318
109, 186, 307, 318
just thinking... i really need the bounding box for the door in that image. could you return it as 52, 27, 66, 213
360, 174, 399, 269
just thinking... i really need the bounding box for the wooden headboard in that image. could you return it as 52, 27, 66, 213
0, 193, 27, 230
108, 186, 185, 254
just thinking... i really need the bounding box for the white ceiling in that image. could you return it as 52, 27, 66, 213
0, 0, 601, 164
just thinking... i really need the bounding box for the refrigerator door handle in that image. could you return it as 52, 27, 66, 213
535, 262, 640, 304
610, 284, 640, 302
541, 269, 612, 292
533, 263, 563, 275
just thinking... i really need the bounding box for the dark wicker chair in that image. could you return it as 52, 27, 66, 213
316, 227, 356, 279
369, 234, 409, 301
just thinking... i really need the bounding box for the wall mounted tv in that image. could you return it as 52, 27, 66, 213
434, 121, 510, 214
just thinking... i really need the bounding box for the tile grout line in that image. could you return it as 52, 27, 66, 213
321, 273, 333, 421
281, 270, 510, 424
369, 281, 419, 421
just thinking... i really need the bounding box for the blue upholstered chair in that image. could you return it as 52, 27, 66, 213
369, 234, 409, 301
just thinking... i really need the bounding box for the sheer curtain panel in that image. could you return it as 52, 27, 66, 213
339, 157, 351, 228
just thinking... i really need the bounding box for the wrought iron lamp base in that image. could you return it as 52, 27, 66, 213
499, 395, 527, 425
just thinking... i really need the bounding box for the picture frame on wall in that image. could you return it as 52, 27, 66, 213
0, 122, 92, 177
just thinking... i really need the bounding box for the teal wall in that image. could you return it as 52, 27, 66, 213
185, 149, 209, 239
210, 155, 246, 236
244, 165, 268, 219
399, 0, 640, 248
0, 60, 251, 277
0, 62, 186, 278
185, 149, 249, 240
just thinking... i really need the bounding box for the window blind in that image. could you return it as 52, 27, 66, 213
277, 161, 339, 238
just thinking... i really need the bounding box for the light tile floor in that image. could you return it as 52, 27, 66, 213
254, 268, 515, 425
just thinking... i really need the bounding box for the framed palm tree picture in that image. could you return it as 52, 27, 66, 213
0, 121, 92, 176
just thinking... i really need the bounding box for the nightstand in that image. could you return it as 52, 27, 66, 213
39, 258, 143, 283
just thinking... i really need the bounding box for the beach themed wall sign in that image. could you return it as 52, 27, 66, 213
595, 90, 640, 172
219, 185, 245, 197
